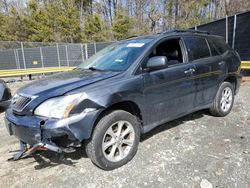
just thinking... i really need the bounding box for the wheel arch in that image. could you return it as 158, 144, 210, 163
224, 75, 237, 93
91, 101, 143, 137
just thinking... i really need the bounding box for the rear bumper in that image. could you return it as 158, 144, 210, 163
5, 108, 101, 146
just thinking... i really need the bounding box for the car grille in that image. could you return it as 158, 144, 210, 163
12, 94, 31, 113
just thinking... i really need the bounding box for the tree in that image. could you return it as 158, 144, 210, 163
112, 12, 131, 40
57, 0, 82, 42
25, 0, 82, 42
7, 6, 29, 41
0, 12, 9, 40
84, 14, 107, 42
25, 0, 54, 42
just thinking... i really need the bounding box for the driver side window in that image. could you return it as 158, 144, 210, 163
149, 38, 183, 67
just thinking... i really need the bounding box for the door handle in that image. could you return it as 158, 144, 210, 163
218, 61, 225, 65
184, 68, 195, 74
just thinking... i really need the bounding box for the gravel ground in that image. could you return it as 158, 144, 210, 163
0, 80, 249, 188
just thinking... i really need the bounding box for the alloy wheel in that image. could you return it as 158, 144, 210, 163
220, 87, 233, 112
102, 120, 135, 162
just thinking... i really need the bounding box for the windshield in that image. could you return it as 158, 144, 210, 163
78, 39, 153, 72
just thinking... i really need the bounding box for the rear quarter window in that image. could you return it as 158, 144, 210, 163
183, 37, 210, 61
210, 37, 230, 54
207, 39, 220, 56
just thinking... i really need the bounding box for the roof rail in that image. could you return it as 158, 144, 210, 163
126, 35, 139, 39
162, 29, 210, 35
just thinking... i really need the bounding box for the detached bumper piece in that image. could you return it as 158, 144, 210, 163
9, 141, 63, 161
5, 107, 101, 161
5, 117, 64, 160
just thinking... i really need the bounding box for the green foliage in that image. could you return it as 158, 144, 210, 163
25, 0, 82, 42
112, 13, 131, 40
0, 13, 9, 40
84, 14, 107, 42
57, 0, 82, 42
25, 0, 54, 42
8, 7, 29, 41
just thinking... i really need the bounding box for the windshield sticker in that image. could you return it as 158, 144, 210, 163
126, 43, 145, 48
115, 59, 123, 63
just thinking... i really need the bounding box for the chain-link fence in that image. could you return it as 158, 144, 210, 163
0, 41, 114, 70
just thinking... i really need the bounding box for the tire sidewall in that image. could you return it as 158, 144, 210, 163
91, 110, 140, 170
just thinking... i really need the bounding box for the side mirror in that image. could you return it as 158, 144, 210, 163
146, 56, 168, 71
0, 80, 11, 113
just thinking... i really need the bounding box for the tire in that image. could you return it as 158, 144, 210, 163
85, 110, 141, 170
209, 82, 235, 117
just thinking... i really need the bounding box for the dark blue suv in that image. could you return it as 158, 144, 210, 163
5, 30, 241, 170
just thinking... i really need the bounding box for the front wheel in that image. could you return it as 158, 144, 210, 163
209, 82, 235, 117
85, 110, 141, 170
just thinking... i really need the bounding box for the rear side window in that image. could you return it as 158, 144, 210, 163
210, 37, 230, 54
207, 39, 220, 56
183, 37, 210, 61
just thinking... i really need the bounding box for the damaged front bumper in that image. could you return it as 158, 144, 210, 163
4, 108, 101, 157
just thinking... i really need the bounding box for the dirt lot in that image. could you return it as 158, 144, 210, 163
0, 80, 249, 188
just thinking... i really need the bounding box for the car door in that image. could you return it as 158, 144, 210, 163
182, 36, 227, 107
141, 38, 197, 131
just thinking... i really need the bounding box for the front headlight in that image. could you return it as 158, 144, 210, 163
34, 93, 84, 119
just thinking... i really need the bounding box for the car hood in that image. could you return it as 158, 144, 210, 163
18, 69, 120, 97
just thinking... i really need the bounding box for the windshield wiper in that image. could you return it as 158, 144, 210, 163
88, 67, 106, 71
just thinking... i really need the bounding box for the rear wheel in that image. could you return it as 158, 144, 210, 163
85, 110, 140, 170
209, 82, 234, 117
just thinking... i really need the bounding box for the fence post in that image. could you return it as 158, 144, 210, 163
40, 47, 44, 68
21, 42, 26, 69
65, 45, 69, 67
232, 14, 237, 49
85, 43, 88, 60
94, 42, 97, 54
16, 49, 20, 69
80, 44, 85, 62
56, 43, 61, 67
226, 15, 228, 44
13, 50, 18, 69
195, 26, 197, 30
